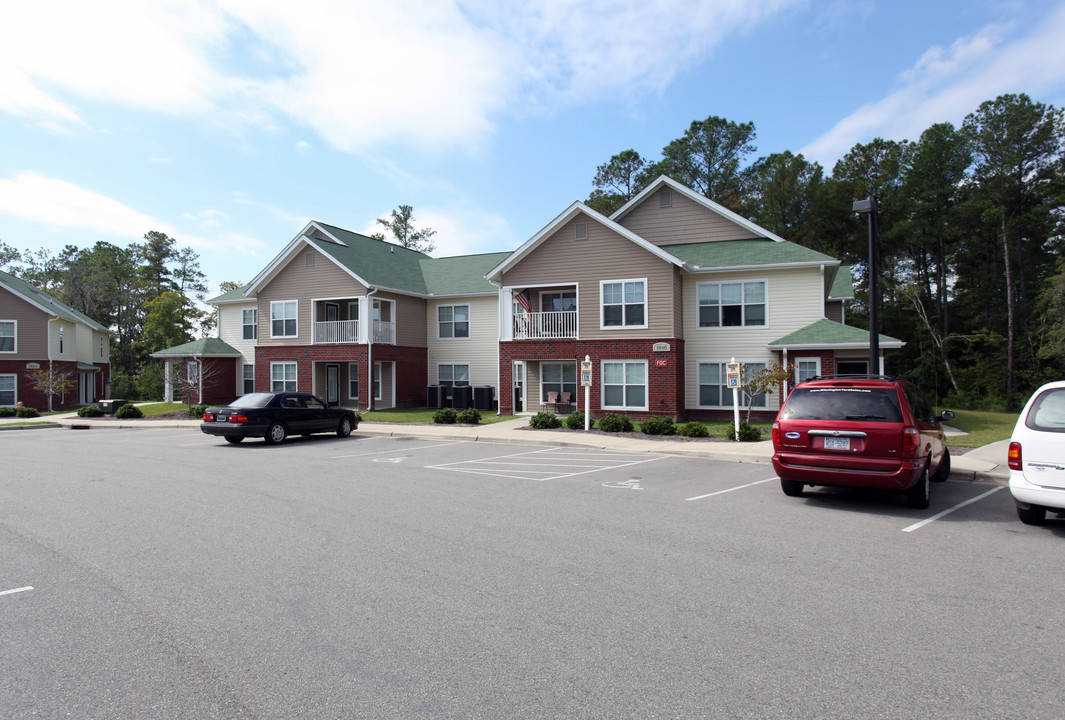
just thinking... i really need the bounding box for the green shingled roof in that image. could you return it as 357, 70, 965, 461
768, 318, 902, 348
420, 252, 512, 295
663, 239, 837, 269
0, 269, 107, 331
150, 337, 242, 357
828, 265, 854, 299
207, 283, 253, 304
313, 223, 432, 294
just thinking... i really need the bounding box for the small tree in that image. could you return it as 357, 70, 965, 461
740, 363, 794, 422
371, 205, 437, 253
25, 366, 77, 412
172, 358, 226, 410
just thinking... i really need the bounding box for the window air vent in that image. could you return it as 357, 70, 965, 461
575, 222, 588, 240
659, 189, 672, 208
306, 251, 315, 267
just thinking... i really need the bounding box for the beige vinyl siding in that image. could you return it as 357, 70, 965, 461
0, 292, 50, 357
375, 292, 427, 348
427, 296, 497, 390
218, 302, 258, 358
618, 190, 760, 246
49, 319, 76, 361
92, 330, 110, 363
502, 214, 677, 339
682, 267, 824, 411
75, 322, 93, 362
257, 243, 364, 345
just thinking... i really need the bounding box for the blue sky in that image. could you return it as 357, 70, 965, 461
3, 0, 1065, 299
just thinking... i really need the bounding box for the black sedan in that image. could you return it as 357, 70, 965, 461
200, 392, 359, 445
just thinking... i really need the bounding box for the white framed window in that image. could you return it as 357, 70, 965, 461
0, 321, 15, 353
243, 308, 257, 340
99, 336, 105, 358
187, 361, 199, 381
348, 362, 359, 399
270, 300, 298, 338
348, 301, 360, 322
438, 305, 470, 339
58, 325, 64, 354
541, 362, 576, 403
0, 374, 15, 405
438, 363, 470, 390
697, 280, 766, 328
698, 361, 767, 408
242, 364, 255, 394
600, 279, 646, 329
795, 357, 820, 384
602, 360, 648, 411
270, 361, 297, 392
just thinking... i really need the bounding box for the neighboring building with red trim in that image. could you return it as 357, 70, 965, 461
0, 269, 111, 411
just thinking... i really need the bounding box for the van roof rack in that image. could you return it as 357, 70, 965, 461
800, 374, 899, 384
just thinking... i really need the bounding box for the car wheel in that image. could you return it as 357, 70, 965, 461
780, 478, 805, 497
1016, 503, 1047, 526
337, 417, 352, 437
224, 435, 244, 444
905, 465, 931, 509
931, 448, 951, 482
264, 422, 287, 445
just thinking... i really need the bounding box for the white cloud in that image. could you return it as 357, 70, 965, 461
0, 0, 802, 152
802, 4, 1065, 166
0, 172, 170, 240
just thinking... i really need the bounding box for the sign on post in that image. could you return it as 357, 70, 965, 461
726, 362, 742, 388
581, 356, 592, 431
580, 360, 593, 387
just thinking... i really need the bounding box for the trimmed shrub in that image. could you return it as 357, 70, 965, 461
16, 406, 40, 418
433, 407, 458, 424
563, 412, 591, 430
77, 405, 105, 417
188, 404, 208, 419
678, 421, 710, 438
597, 413, 634, 433
456, 408, 481, 424
114, 403, 143, 419
0, 407, 15, 417
726, 420, 762, 442
529, 411, 562, 429
640, 416, 676, 436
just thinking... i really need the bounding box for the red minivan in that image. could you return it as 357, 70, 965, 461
771, 376, 954, 509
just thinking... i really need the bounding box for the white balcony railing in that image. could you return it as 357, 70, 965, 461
373, 320, 396, 345
313, 320, 359, 344
514, 310, 577, 340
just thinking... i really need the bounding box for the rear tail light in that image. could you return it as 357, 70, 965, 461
228, 414, 249, 424
1008, 441, 1022, 470
901, 426, 919, 456
772, 422, 781, 445
202, 412, 215, 422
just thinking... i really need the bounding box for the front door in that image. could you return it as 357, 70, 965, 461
513, 361, 524, 412
326, 364, 339, 405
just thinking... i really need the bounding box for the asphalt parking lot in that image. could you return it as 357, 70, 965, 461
3, 427, 1064, 719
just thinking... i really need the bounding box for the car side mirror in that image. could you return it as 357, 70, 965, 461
937, 410, 955, 422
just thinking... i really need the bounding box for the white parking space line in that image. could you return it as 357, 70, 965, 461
1, 586, 33, 597
427, 447, 665, 482
686, 478, 776, 502
331, 440, 468, 459
901, 486, 1006, 533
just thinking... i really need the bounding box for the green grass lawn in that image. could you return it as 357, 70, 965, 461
135, 402, 192, 417
942, 408, 1019, 447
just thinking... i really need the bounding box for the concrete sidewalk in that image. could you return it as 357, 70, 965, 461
2, 412, 1010, 483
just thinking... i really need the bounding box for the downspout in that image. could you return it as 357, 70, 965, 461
365, 287, 378, 413
489, 278, 502, 416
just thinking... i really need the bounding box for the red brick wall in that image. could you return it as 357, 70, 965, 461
500, 338, 685, 421
254, 344, 427, 410
0, 359, 82, 410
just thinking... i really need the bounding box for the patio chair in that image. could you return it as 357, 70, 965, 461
558, 391, 573, 413
544, 391, 560, 413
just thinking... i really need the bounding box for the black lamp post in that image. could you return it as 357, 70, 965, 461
852, 197, 879, 375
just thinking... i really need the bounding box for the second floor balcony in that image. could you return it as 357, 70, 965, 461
312, 319, 396, 344
514, 310, 577, 340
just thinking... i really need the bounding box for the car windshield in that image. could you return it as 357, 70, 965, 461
779, 386, 903, 423
229, 393, 275, 408
1026, 388, 1065, 432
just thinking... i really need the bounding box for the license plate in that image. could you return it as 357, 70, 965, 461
825, 437, 850, 450
216, 414, 227, 422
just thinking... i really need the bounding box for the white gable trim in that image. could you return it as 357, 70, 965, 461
486, 201, 687, 281
611, 175, 788, 244
244, 221, 372, 296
